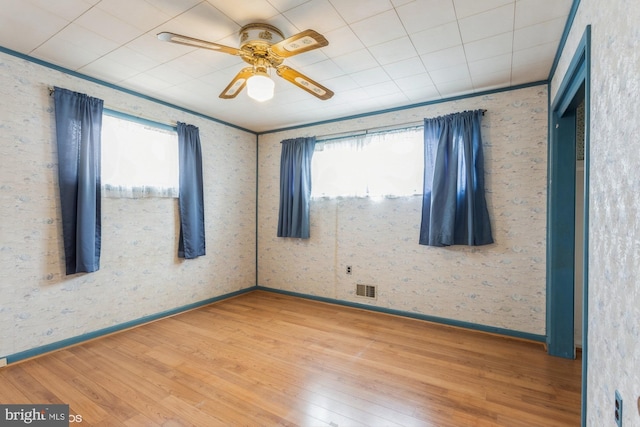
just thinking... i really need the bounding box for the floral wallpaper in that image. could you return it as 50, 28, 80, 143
258, 85, 549, 336
551, 1, 640, 426
0, 52, 257, 358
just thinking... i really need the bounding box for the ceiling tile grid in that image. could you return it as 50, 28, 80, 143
0, 0, 573, 132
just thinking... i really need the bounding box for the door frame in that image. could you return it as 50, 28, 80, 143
546, 25, 590, 425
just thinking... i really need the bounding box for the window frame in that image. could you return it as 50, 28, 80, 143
311, 125, 424, 199
101, 109, 179, 199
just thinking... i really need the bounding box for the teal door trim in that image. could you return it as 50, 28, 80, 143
547, 25, 591, 426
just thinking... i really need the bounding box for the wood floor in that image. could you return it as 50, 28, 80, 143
0, 291, 581, 426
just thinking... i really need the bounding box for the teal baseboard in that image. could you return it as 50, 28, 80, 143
3, 285, 545, 365
2, 287, 254, 365
256, 286, 546, 343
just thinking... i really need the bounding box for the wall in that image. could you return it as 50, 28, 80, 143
551, 1, 640, 425
0, 52, 257, 359
258, 85, 548, 336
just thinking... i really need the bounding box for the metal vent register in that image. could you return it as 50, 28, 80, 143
356, 284, 377, 299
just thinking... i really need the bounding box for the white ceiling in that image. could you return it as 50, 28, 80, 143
0, 0, 573, 133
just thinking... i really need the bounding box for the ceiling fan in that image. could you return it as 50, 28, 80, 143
157, 23, 334, 102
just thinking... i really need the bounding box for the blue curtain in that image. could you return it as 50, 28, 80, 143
278, 137, 316, 238
419, 110, 493, 247
177, 122, 206, 259
54, 87, 104, 274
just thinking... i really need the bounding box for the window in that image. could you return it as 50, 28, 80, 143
311, 126, 423, 198
101, 112, 179, 198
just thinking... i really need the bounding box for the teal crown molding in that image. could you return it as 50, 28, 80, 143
1, 45, 551, 137
259, 80, 549, 136
0, 45, 255, 135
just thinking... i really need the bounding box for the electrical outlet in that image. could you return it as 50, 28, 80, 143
346, 265, 352, 275
0, 358, 7, 367
615, 390, 623, 427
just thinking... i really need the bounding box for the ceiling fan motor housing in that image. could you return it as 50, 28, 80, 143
240, 24, 284, 49
239, 23, 286, 70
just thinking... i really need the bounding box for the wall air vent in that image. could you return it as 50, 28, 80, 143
356, 284, 376, 299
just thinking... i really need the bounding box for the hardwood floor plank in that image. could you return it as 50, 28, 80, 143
0, 291, 581, 426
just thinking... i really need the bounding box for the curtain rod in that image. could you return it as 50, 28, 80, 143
48, 86, 178, 129
316, 109, 486, 142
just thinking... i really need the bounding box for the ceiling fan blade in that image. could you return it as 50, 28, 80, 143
276, 65, 334, 100
219, 67, 253, 99
270, 29, 328, 58
157, 32, 240, 56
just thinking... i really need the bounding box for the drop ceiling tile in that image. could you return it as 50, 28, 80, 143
29, 0, 99, 21
32, 23, 118, 69
511, 61, 550, 85
362, 80, 401, 97
332, 49, 379, 74
393, 72, 438, 96
329, 0, 393, 24
471, 69, 511, 88
101, 46, 162, 73
515, 0, 573, 29
145, 63, 196, 86
162, 80, 212, 105
277, 84, 320, 104
128, 33, 192, 62
200, 64, 245, 87
283, 0, 347, 34
351, 67, 391, 87
390, 0, 414, 7
95, 0, 171, 32
435, 77, 473, 96
350, 9, 407, 46
0, 2, 70, 53
266, 0, 311, 13
178, 48, 243, 73
513, 17, 566, 50
166, 2, 239, 42
453, 0, 514, 19
402, 84, 440, 102
368, 92, 411, 109
332, 87, 371, 103
141, 0, 199, 16
396, 0, 457, 33
409, 21, 462, 55
206, 0, 280, 24
512, 41, 558, 68
383, 57, 426, 80
463, 32, 512, 63
467, 53, 511, 76
299, 59, 345, 81
429, 65, 471, 84
322, 26, 366, 57
457, 3, 514, 43
420, 45, 466, 71
78, 57, 140, 83
368, 37, 418, 65
123, 72, 177, 93
323, 74, 360, 92
75, 7, 141, 45
31, 37, 101, 71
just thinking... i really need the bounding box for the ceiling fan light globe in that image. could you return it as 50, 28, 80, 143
247, 72, 275, 102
